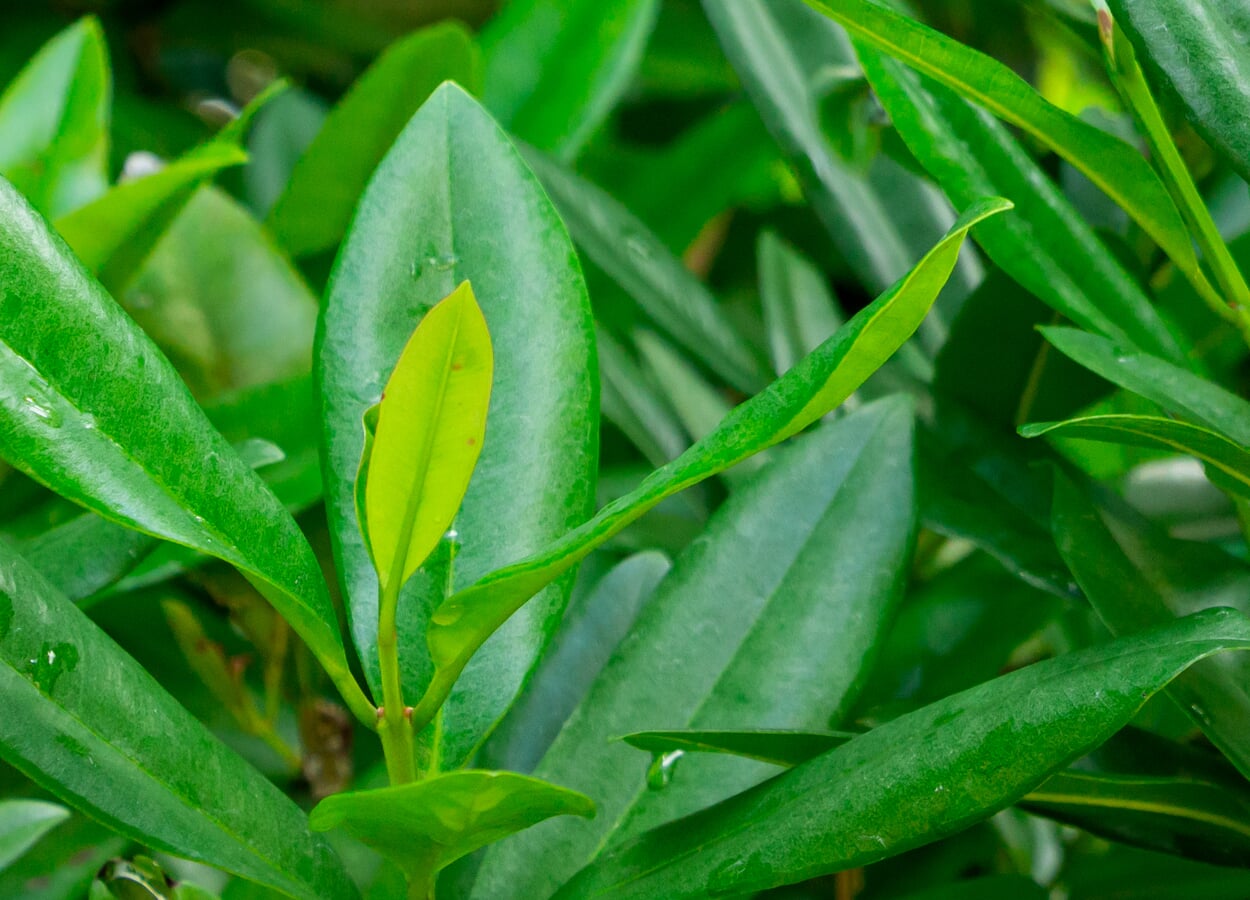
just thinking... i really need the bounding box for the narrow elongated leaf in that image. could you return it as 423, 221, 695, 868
524, 149, 769, 394
268, 22, 480, 259
757, 231, 843, 377
1051, 474, 1250, 779
0, 542, 356, 899
318, 83, 597, 766
0, 817, 125, 900
311, 771, 593, 895
0, 175, 371, 724
17, 513, 153, 603
597, 329, 689, 468
856, 46, 1186, 364
1108, 0, 1250, 182
802, 0, 1215, 312
1023, 415, 1250, 498
555, 609, 1250, 899
0, 800, 69, 871
481, 0, 660, 159
473, 397, 917, 898
0, 18, 109, 217
419, 199, 1009, 731
363, 282, 492, 590
54, 142, 247, 293
1042, 327, 1250, 447
621, 731, 851, 768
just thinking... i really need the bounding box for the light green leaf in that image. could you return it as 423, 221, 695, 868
311, 771, 593, 896
364, 281, 492, 590
472, 397, 917, 898
481, 0, 660, 159
318, 83, 598, 766
416, 198, 1009, 731
0, 18, 109, 218
0, 175, 371, 725
268, 22, 480, 259
555, 609, 1250, 898
0, 800, 69, 872
0, 542, 357, 899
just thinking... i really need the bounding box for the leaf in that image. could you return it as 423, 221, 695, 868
317, 83, 598, 766
757, 231, 844, 378
362, 282, 492, 591
597, 329, 689, 468
1041, 326, 1250, 447
17, 513, 153, 604
268, 22, 480, 259
554, 609, 1250, 899
0, 542, 357, 899
54, 142, 247, 294
418, 199, 1008, 733
1107, 0, 1250, 182
620, 731, 852, 768
310, 771, 593, 895
1022, 415, 1250, 498
0, 175, 371, 724
0, 817, 126, 900
1051, 473, 1250, 779
855, 44, 1187, 364
523, 149, 769, 394
0, 800, 69, 872
0, 18, 109, 218
802, 0, 1219, 316
481, 0, 660, 160
472, 397, 917, 898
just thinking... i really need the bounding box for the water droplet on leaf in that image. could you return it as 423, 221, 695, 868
646, 750, 684, 790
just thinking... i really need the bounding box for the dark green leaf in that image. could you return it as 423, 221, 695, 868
620, 731, 851, 768
757, 230, 843, 378
0, 816, 126, 900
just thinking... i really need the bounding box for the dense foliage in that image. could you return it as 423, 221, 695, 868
3, 0, 1250, 898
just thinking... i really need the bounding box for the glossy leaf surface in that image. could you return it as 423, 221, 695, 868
1108, 0, 1250, 182
311, 771, 593, 894
318, 83, 597, 765
481, 0, 660, 159
473, 397, 916, 898
419, 199, 1008, 733
268, 22, 480, 259
0, 175, 369, 724
0, 542, 356, 899
0, 18, 109, 218
363, 282, 492, 590
621, 730, 851, 768
0, 800, 69, 872
556, 609, 1250, 898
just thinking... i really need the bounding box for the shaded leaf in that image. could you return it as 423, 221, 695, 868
0, 800, 68, 872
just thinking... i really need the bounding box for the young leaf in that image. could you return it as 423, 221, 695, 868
0, 542, 357, 899
0, 175, 371, 724
802, 0, 1222, 317
416, 198, 1010, 732
481, 0, 660, 160
0, 18, 110, 218
1022, 415, 1250, 498
555, 609, 1250, 898
363, 282, 492, 591
0, 800, 69, 872
1107, 0, 1250, 183
318, 83, 598, 766
472, 397, 917, 898
310, 771, 594, 896
268, 22, 480, 259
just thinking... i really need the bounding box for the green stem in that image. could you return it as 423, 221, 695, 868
1099, 10, 1250, 348
378, 568, 416, 785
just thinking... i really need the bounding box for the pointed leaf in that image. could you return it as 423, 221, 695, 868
0, 175, 371, 724
311, 771, 593, 894
420, 199, 1009, 729
318, 83, 598, 765
0, 18, 109, 217
365, 281, 492, 589
0, 800, 69, 872
555, 609, 1250, 898
269, 22, 480, 259
0, 542, 357, 899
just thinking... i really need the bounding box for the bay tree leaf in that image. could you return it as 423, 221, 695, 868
416, 198, 1009, 734
555, 609, 1250, 898
0, 174, 372, 724
310, 771, 593, 896
0, 541, 357, 899
268, 22, 480, 259
0, 18, 109, 218
318, 83, 598, 767
472, 396, 917, 898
